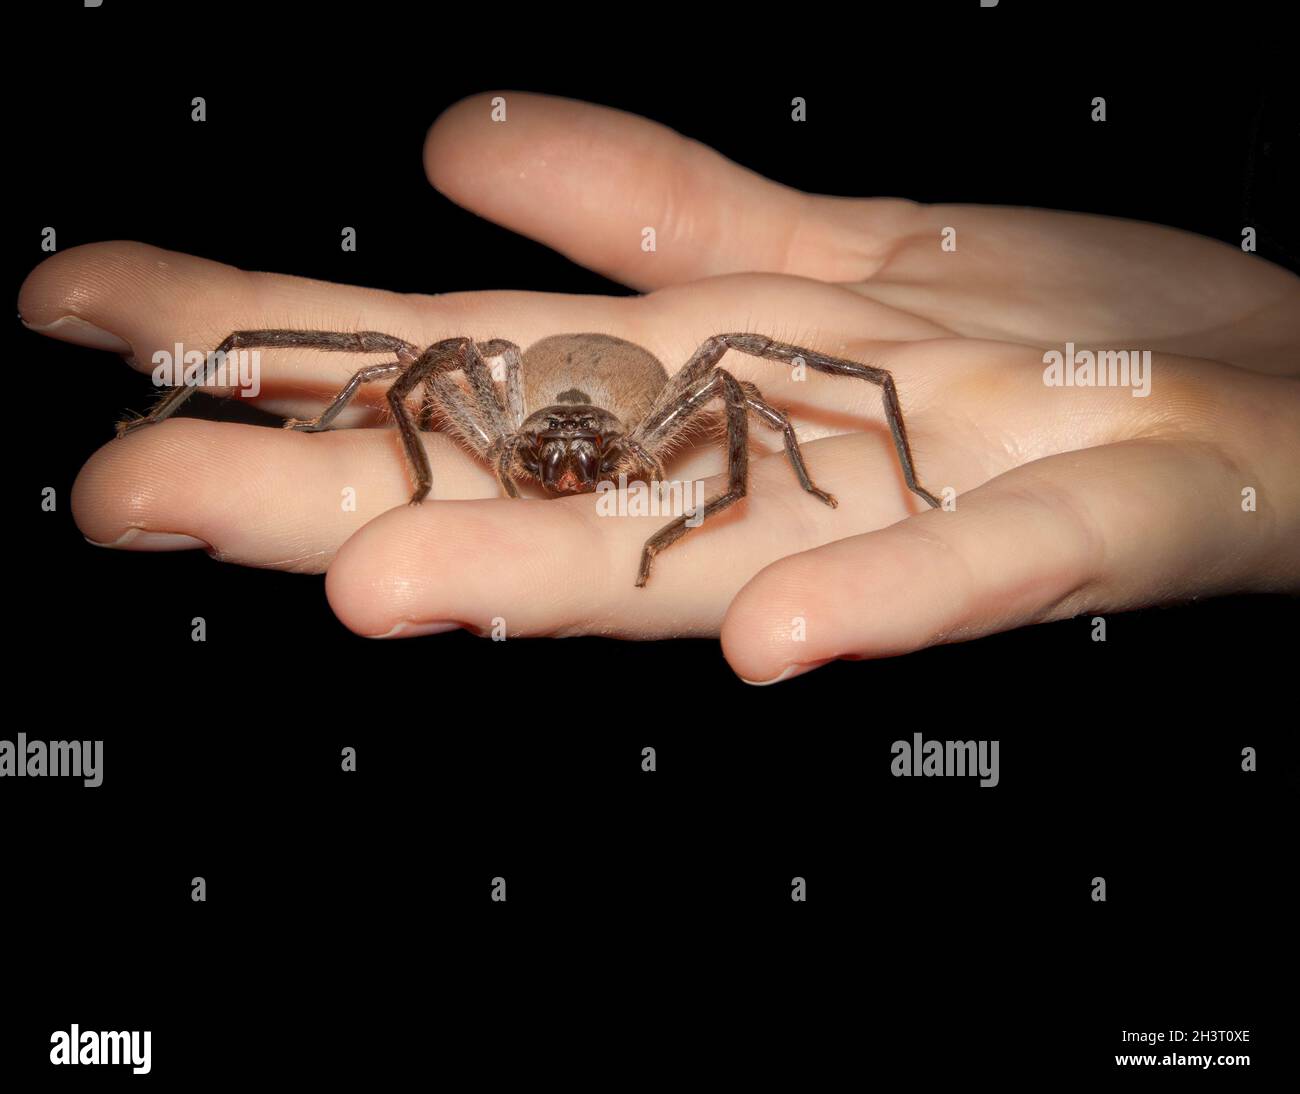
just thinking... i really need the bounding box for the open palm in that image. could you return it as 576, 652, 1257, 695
20, 92, 1299, 682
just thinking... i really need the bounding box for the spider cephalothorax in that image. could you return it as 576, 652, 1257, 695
517, 405, 625, 495
117, 330, 939, 585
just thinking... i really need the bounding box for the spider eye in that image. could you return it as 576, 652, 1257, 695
580, 417, 593, 429
547, 417, 560, 430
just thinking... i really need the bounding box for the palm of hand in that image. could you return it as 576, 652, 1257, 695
19, 92, 1299, 682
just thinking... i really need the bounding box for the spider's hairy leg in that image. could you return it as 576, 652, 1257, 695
476, 339, 526, 429
718, 333, 941, 509
636, 369, 749, 588
618, 437, 667, 484
115, 330, 418, 437
418, 339, 524, 433
633, 335, 733, 446
616, 333, 732, 488
737, 380, 837, 508
282, 361, 406, 431
387, 338, 514, 504
486, 434, 526, 499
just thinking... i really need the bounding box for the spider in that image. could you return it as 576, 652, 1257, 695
117, 330, 940, 585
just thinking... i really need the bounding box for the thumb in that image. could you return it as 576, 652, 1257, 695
424, 91, 912, 290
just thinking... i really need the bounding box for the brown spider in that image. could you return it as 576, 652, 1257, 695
117, 331, 939, 585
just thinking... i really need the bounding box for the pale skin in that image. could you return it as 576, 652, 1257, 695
19, 92, 1300, 683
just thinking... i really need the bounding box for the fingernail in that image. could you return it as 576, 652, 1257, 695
367, 621, 465, 639
85, 529, 210, 551
739, 659, 832, 687
22, 315, 133, 354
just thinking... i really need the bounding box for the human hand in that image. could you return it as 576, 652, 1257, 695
20, 93, 1299, 678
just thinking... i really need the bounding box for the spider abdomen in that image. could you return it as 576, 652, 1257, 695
520, 333, 668, 426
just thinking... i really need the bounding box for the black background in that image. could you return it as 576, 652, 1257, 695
4, 1, 1296, 1084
